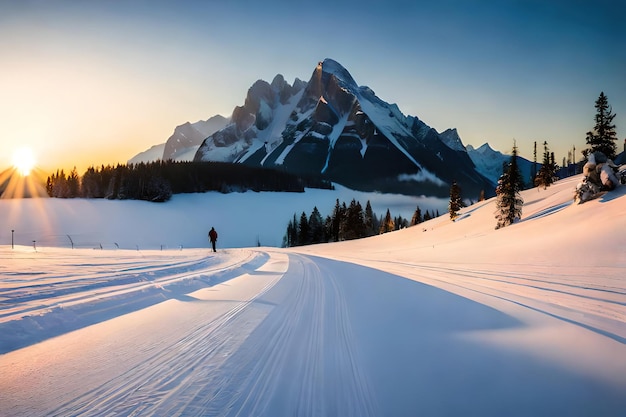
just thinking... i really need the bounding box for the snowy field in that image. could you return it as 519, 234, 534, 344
0, 184, 445, 250
1, 175, 625, 416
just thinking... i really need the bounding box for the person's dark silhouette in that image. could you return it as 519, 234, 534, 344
208, 227, 218, 252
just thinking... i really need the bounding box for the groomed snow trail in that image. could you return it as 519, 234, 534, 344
1, 250, 377, 416
2, 249, 625, 416
44, 253, 377, 417
184, 253, 377, 417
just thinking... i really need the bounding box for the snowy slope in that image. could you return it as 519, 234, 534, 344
127, 143, 166, 164
1, 176, 625, 416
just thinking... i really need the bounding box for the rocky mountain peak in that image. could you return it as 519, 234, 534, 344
192, 58, 494, 197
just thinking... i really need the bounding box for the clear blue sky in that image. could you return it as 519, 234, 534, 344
1, 0, 624, 173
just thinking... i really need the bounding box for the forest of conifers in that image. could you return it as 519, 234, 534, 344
45, 160, 333, 202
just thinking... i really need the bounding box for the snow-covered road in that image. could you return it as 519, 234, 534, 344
1, 247, 625, 416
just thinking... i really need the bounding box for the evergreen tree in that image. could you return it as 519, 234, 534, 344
352, 200, 366, 239
448, 180, 464, 220
531, 141, 538, 185
298, 211, 309, 246
308, 206, 324, 244
340, 199, 365, 240
81, 166, 101, 198
46, 176, 53, 197
283, 217, 295, 247
535, 141, 556, 189
364, 200, 376, 236
323, 215, 333, 243
379, 209, 395, 234
52, 169, 69, 198
290, 213, 299, 246
394, 215, 408, 230
410, 205, 422, 226
495, 142, 524, 229
335, 201, 348, 240
330, 199, 343, 242
585, 92, 618, 159
67, 167, 80, 198
143, 176, 172, 202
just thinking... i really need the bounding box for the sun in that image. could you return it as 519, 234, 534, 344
12, 147, 37, 176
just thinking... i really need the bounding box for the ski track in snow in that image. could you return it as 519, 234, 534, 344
2, 250, 379, 416
2, 245, 626, 416
48, 259, 283, 416
360, 260, 626, 344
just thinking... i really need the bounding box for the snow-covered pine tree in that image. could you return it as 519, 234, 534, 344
495, 142, 524, 229
585, 92, 618, 159
448, 180, 463, 220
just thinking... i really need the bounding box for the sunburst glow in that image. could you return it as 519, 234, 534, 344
12, 147, 36, 176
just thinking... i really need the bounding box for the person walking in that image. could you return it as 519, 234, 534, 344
208, 227, 218, 252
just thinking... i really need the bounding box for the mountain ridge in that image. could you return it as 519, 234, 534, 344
193, 59, 492, 198
130, 59, 538, 198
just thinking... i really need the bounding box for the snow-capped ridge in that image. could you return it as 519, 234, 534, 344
467, 142, 499, 156
439, 128, 466, 152
318, 58, 359, 92
188, 58, 493, 197
467, 142, 536, 186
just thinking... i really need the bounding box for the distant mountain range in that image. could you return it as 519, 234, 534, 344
129, 115, 229, 165
466, 143, 536, 186
130, 59, 535, 198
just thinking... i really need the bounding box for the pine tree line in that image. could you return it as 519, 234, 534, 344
46, 160, 332, 202
284, 199, 438, 247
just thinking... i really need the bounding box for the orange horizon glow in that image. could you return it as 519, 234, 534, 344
0, 166, 49, 199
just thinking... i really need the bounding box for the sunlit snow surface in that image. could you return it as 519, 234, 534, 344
1, 175, 625, 416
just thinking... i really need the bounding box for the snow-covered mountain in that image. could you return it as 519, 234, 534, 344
128, 143, 166, 165
163, 115, 229, 161
194, 59, 492, 198
128, 115, 229, 165
438, 128, 466, 152
466, 143, 536, 186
